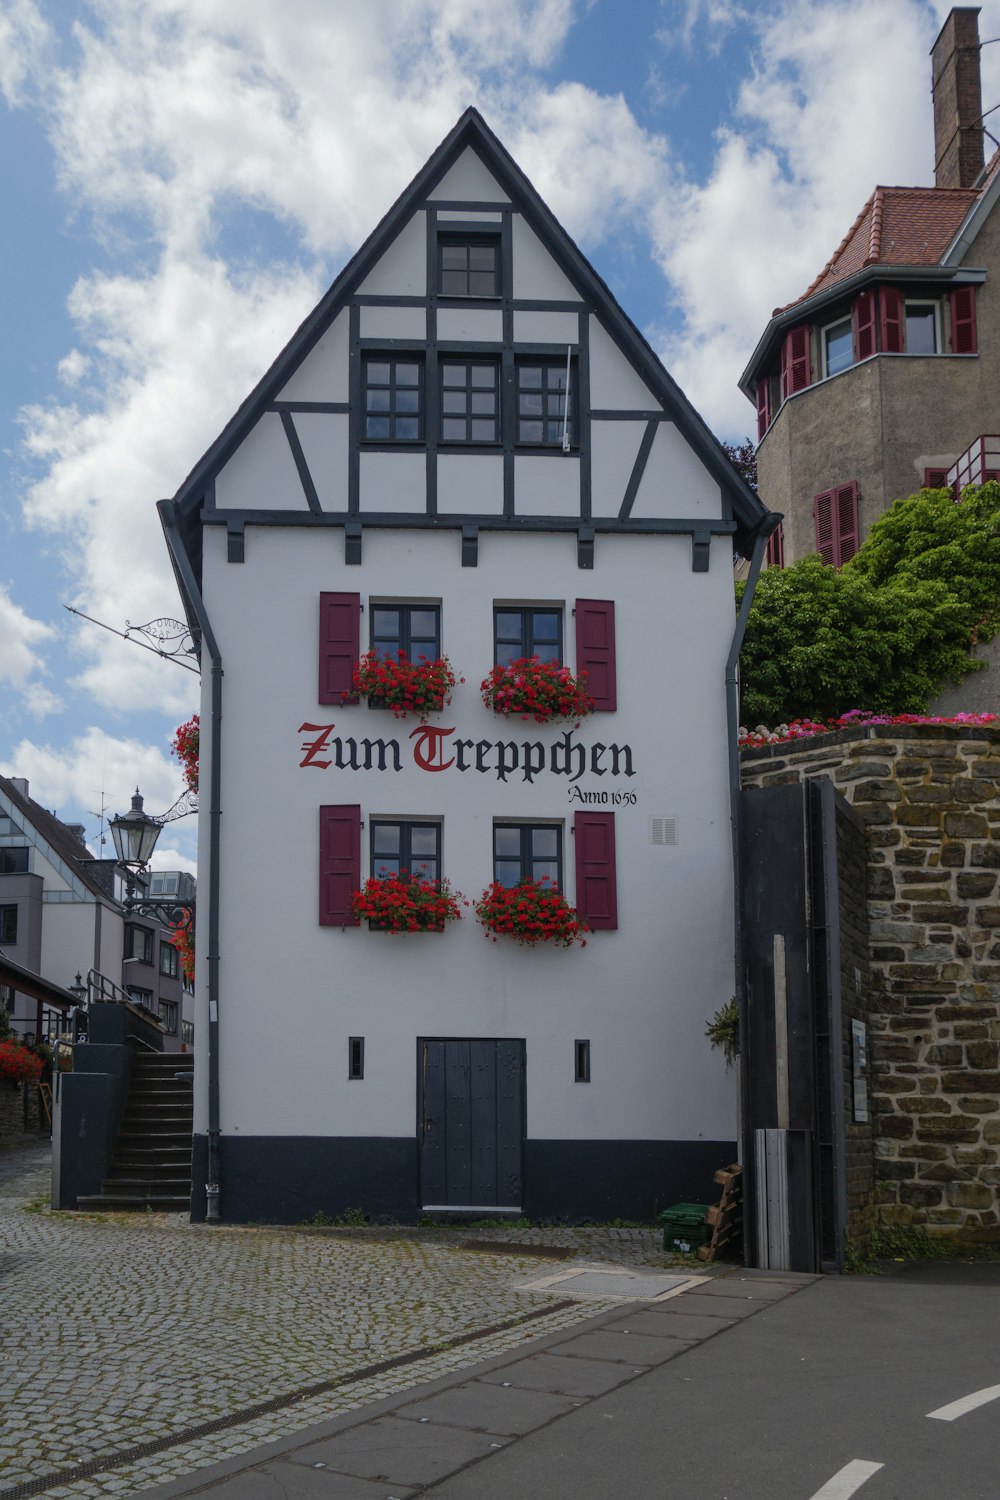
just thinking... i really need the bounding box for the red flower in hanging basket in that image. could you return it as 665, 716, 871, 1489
352, 652, 460, 722
0, 1039, 45, 1083
169, 911, 196, 983
480, 658, 593, 725
172, 715, 200, 795
351, 872, 467, 933
474, 879, 588, 948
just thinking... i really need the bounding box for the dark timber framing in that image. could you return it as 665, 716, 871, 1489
165, 106, 772, 611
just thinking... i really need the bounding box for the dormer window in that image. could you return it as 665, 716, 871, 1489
823, 317, 853, 378
438, 235, 500, 297
363, 356, 423, 442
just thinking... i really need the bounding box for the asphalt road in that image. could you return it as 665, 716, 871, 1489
423, 1268, 1000, 1499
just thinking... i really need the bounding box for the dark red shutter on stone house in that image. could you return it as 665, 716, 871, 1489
574, 812, 617, 931
878, 287, 904, 353
575, 599, 616, 711
781, 327, 810, 397
813, 482, 859, 566
765, 523, 784, 568
854, 290, 877, 361
319, 805, 361, 926
319, 592, 360, 704
756, 378, 772, 439
951, 287, 978, 353
923, 467, 951, 489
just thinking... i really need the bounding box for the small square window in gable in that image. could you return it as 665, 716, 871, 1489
438, 236, 500, 297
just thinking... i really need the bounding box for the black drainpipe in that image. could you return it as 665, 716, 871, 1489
725, 516, 780, 1168
158, 499, 224, 1222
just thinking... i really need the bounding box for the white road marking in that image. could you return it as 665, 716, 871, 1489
808, 1459, 884, 1499
927, 1383, 1000, 1421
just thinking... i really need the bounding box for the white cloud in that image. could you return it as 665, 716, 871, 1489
22, 682, 64, 717
649, 0, 948, 434
0, 0, 52, 106
57, 348, 92, 386
148, 843, 197, 876
0, 582, 56, 687
0, 725, 185, 829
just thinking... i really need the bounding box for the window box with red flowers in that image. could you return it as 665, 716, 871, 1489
474, 879, 588, 948
351, 872, 466, 933
353, 652, 459, 722
480, 658, 594, 725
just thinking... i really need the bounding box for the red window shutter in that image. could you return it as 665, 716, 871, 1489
574, 812, 617, 931
835, 482, 859, 564
765, 523, 784, 568
951, 286, 977, 353
575, 599, 616, 711
853, 290, 877, 361
319, 805, 361, 926
814, 489, 835, 564
756, 378, 771, 440
781, 326, 810, 397
923, 467, 951, 488
878, 286, 903, 354
319, 592, 360, 704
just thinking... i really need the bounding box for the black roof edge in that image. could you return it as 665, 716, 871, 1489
157, 498, 202, 657
168, 106, 768, 557
739, 262, 987, 397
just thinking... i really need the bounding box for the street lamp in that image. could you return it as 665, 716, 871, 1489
108, 788, 194, 925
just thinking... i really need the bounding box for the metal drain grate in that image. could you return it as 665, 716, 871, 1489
516, 1266, 697, 1300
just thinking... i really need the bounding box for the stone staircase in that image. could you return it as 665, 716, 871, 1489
76, 1053, 194, 1212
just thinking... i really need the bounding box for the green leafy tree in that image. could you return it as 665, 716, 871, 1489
738, 483, 1000, 725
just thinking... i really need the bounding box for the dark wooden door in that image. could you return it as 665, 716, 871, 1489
419, 1039, 525, 1209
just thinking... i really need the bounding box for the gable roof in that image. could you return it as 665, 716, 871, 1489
0, 775, 113, 905
165, 107, 770, 574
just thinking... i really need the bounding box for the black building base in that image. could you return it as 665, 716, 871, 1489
189, 1134, 736, 1225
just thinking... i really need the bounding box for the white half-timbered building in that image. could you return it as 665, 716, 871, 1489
161, 110, 775, 1223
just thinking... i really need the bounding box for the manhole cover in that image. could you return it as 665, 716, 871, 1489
516, 1265, 700, 1300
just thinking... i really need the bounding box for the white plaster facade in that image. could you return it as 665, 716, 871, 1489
164, 111, 771, 1223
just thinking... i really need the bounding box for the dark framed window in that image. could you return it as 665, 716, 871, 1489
493, 824, 562, 890
439, 236, 500, 297
158, 999, 178, 1035
494, 606, 561, 666
125, 924, 154, 964
516, 360, 576, 446
349, 1037, 365, 1080
371, 603, 441, 663
181, 1020, 194, 1045
905, 301, 939, 354
0, 848, 28, 874
0, 906, 17, 945
126, 986, 153, 1010
575, 1040, 591, 1082
441, 360, 500, 443
363, 356, 423, 441
370, 821, 441, 883
159, 943, 179, 979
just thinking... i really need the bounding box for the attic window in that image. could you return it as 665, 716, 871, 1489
438, 235, 500, 297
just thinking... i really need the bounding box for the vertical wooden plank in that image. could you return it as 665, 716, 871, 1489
494, 1040, 524, 1208
444, 1040, 472, 1206
419, 1039, 447, 1207
469, 1040, 498, 1205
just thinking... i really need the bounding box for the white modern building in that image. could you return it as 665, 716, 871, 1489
161, 110, 775, 1223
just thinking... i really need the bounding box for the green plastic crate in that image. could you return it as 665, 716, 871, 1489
659, 1203, 709, 1254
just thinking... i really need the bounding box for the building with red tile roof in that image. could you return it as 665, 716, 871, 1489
740, 7, 1000, 614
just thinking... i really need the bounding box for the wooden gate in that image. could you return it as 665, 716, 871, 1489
418, 1038, 525, 1211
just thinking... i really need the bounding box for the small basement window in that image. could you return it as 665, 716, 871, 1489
349, 1037, 365, 1080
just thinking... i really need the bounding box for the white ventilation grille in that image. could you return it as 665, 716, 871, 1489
649, 816, 678, 846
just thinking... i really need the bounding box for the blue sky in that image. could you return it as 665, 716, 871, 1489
0, 0, 994, 870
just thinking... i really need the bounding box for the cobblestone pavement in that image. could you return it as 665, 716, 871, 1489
0, 1143, 702, 1499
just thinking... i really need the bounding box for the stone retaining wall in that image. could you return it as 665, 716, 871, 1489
741, 725, 1000, 1241
0, 1079, 43, 1138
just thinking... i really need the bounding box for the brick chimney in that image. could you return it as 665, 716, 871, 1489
932, 8, 985, 189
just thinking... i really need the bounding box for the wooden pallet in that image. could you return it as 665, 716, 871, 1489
697, 1162, 742, 1262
